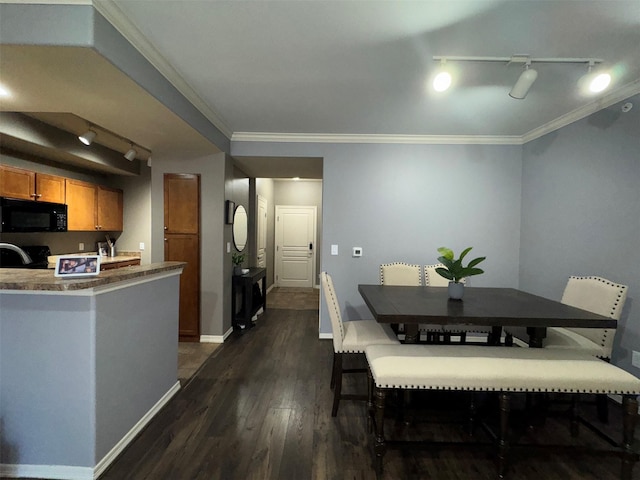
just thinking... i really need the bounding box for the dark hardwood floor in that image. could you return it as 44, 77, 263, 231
97, 296, 639, 480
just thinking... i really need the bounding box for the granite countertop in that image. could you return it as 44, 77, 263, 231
0, 262, 186, 292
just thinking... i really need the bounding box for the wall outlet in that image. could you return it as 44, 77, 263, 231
78, 242, 84, 251
633, 351, 640, 369
139, 242, 145, 250
352, 247, 362, 257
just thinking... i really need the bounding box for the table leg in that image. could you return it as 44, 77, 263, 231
526, 326, 547, 348
404, 324, 419, 344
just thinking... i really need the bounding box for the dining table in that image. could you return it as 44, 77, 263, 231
358, 285, 616, 347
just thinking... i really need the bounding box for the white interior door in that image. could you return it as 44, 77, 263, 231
257, 195, 267, 268
275, 205, 316, 288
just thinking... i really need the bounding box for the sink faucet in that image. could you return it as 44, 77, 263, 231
0, 243, 33, 265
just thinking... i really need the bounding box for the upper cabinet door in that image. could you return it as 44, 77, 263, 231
66, 179, 97, 231
97, 186, 123, 231
164, 174, 200, 234
35, 173, 66, 204
0, 165, 35, 200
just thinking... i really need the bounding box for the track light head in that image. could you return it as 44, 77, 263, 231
79, 129, 96, 146
124, 147, 137, 161
509, 64, 538, 99
432, 58, 452, 92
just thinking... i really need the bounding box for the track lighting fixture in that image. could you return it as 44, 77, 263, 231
432, 59, 452, 92
124, 146, 137, 161
432, 55, 611, 99
78, 129, 96, 146
509, 62, 538, 99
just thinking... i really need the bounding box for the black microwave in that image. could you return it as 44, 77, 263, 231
0, 197, 68, 232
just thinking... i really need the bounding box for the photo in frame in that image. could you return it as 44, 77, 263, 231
54, 255, 101, 277
225, 200, 235, 224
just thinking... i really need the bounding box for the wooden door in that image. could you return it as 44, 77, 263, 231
164, 174, 199, 234
164, 174, 200, 341
165, 234, 200, 338
274, 205, 316, 287
97, 186, 123, 231
0, 165, 35, 200
257, 195, 267, 268
36, 173, 66, 203
66, 179, 97, 231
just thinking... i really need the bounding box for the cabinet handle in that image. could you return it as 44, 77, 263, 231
96, 225, 101, 230
36, 194, 42, 198
30, 193, 37, 198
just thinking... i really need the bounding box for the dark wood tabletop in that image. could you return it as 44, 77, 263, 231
358, 285, 615, 346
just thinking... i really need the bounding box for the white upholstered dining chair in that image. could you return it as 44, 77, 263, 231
424, 264, 493, 343
380, 262, 440, 342
508, 275, 628, 421
321, 271, 399, 416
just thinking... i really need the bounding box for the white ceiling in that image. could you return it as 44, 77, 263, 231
1, 1, 639, 179
105, 0, 640, 140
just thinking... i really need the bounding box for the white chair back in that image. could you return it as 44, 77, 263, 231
380, 262, 421, 286
424, 264, 466, 287
321, 271, 344, 352
562, 275, 628, 358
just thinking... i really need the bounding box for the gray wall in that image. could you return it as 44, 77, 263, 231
232, 142, 523, 335
519, 94, 640, 373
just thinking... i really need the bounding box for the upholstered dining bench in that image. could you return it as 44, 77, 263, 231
365, 344, 640, 479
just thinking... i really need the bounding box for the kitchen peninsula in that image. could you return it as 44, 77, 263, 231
0, 262, 185, 480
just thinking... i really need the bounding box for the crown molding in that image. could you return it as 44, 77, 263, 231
521, 80, 640, 144
93, 0, 233, 139
231, 132, 524, 145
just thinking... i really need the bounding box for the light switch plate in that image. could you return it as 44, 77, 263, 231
79, 243, 84, 251
139, 242, 145, 250
331, 244, 339, 255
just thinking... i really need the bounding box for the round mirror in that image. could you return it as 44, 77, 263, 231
232, 205, 248, 252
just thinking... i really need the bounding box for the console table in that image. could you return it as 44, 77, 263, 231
232, 267, 267, 330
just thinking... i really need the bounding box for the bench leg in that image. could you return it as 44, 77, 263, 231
621, 395, 638, 480
498, 392, 511, 479
373, 387, 387, 478
596, 393, 609, 423
367, 368, 374, 432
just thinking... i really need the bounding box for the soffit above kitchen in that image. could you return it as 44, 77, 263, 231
0, 44, 221, 171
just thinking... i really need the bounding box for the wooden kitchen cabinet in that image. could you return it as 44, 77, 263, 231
0, 165, 65, 203
66, 179, 123, 231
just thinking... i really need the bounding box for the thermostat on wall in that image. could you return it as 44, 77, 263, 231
352, 247, 363, 257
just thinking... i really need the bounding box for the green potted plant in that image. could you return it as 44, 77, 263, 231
435, 246, 486, 300
232, 252, 246, 275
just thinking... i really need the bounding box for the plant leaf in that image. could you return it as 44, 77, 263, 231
466, 268, 484, 276
435, 267, 453, 280
459, 247, 472, 262
467, 256, 486, 268
437, 247, 454, 260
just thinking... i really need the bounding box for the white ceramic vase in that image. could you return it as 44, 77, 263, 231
448, 281, 464, 300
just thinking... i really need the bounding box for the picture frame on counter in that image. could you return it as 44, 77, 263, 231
54, 255, 101, 278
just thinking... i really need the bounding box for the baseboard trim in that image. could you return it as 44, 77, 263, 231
0, 381, 181, 480
200, 327, 233, 343
0, 464, 93, 480
319, 333, 333, 340
93, 381, 181, 478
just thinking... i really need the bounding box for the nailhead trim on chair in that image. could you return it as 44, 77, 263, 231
380, 262, 422, 285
